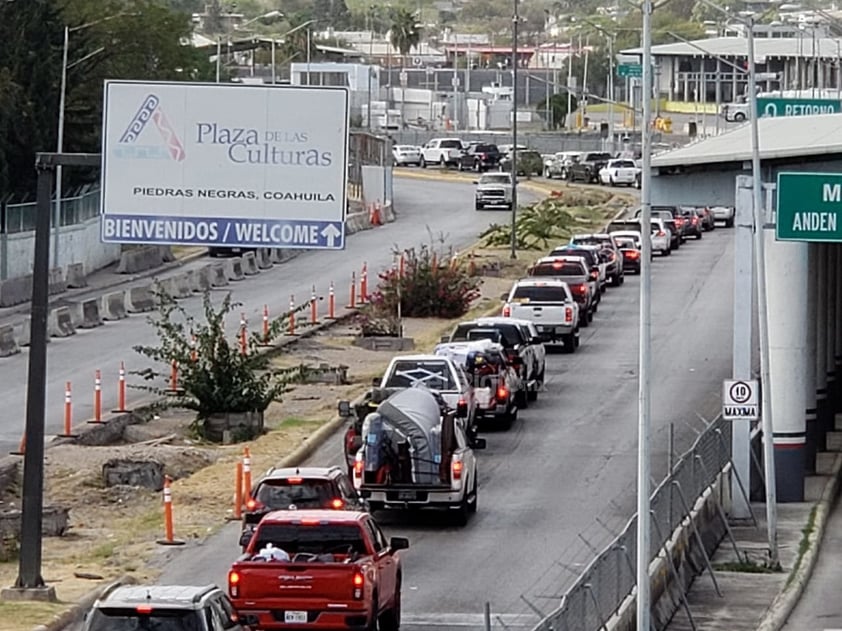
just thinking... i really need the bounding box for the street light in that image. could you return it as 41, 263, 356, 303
221, 10, 284, 82
55, 12, 130, 267
510, 0, 522, 260
574, 17, 616, 150
695, 0, 779, 568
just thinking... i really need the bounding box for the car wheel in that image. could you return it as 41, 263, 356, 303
379, 582, 401, 631
696, 232, 702, 240
474, 160, 482, 172
453, 496, 471, 527
475, 202, 483, 210
725, 217, 734, 227
527, 386, 538, 402
457, 161, 465, 171
516, 388, 529, 409
609, 176, 615, 187
663, 247, 672, 257
439, 156, 447, 168
581, 312, 590, 327
420, 157, 427, 169
563, 333, 577, 354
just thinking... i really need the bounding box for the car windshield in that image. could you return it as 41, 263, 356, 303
511, 285, 569, 302
614, 237, 638, 249
86, 609, 203, 631
440, 140, 462, 149
451, 324, 522, 347
549, 248, 595, 265
252, 523, 367, 556
611, 160, 636, 168
383, 360, 456, 390
530, 261, 586, 276
586, 153, 612, 161
254, 478, 335, 510
396, 146, 415, 152
571, 236, 611, 248
474, 144, 498, 153
479, 174, 511, 185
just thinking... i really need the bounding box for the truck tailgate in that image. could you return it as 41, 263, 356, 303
234, 562, 360, 602
511, 304, 566, 324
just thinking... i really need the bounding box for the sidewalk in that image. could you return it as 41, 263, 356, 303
665, 426, 842, 631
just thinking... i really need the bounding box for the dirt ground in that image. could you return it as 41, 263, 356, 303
0, 189, 630, 631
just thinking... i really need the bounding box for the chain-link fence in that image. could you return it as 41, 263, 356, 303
349, 131, 391, 202
1, 184, 100, 234
528, 416, 732, 631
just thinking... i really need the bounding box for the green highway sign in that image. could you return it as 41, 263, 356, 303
618, 63, 642, 78
777, 172, 842, 242
758, 97, 842, 118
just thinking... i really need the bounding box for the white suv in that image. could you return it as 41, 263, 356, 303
475, 172, 513, 210
421, 138, 464, 168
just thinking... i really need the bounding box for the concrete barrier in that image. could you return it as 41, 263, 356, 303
126, 285, 155, 313
0, 274, 33, 307
160, 274, 192, 299
48, 267, 67, 295
256, 248, 273, 269
101, 291, 128, 321
116, 246, 174, 274
17, 317, 50, 347
210, 264, 229, 287
190, 265, 213, 293
242, 251, 259, 275
72, 299, 103, 329
48, 307, 76, 337
226, 257, 245, 281
65, 262, 87, 289
270, 249, 303, 265
0, 326, 20, 357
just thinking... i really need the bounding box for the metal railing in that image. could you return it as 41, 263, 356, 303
529, 416, 732, 631
2, 185, 100, 234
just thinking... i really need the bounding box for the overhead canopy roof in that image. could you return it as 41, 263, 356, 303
622, 36, 842, 60
651, 113, 842, 168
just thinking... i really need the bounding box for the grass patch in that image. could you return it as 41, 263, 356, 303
277, 418, 318, 429
92, 542, 115, 560
713, 560, 778, 574
786, 505, 818, 586
0, 602, 69, 630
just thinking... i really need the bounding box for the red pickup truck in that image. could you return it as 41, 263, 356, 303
228, 509, 408, 630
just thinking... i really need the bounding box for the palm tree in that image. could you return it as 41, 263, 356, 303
388, 8, 422, 66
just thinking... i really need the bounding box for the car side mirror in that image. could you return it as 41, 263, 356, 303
440, 335, 449, 343
530, 337, 543, 345
473, 437, 487, 450
338, 400, 352, 417
500, 292, 509, 301
239, 530, 253, 548
371, 377, 380, 387
456, 402, 469, 418
390, 536, 410, 551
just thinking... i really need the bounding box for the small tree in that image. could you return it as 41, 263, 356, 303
132, 288, 309, 441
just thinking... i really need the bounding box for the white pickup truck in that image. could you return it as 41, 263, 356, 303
502, 278, 580, 353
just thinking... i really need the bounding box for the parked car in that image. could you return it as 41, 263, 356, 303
568, 152, 613, 183
239, 466, 367, 549
526, 256, 595, 325
85, 584, 244, 631
458, 142, 502, 172
392, 144, 422, 166
499, 150, 544, 176
599, 158, 639, 187
502, 278, 580, 352
228, 510, 408, 628
679, 207, 704, 240
420, 138, 464, 168
545, 151, 582, 179
444, 318, 545, 400
569, 233, 625, 287
435, 338, 523, 427
474, 172, 513, 210
611, 233, 643, 274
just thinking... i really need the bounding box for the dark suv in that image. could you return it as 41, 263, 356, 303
458, 143, 502, 171
240, 466, 366, 547
569, 234, 625, 287
84, 584, 242, 631
568, 152, 613, 183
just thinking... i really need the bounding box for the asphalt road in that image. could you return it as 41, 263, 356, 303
149, 223, 736, 630
0, 177, 536, 455
782, 497, 842, 631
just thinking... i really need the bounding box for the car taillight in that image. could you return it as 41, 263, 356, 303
136, 605, 154, 614
656, 230, 665, 237
570, 283, 587, 295
353, 572, 364, 599
329, 498, 345, 509
479, 153, 486, 159
496, 386, 508, 401
353, 458, 364, 478
245, 498, 263, 512
589, 269, 599, 280
452, 458, 464, 480
502, 305, 511, 317
229, 571, 241, 598
565, 307, 573, 323
625, 250, 640, 259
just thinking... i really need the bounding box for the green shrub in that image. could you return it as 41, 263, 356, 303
368, 246, 481, 319
481, 198, 579, 250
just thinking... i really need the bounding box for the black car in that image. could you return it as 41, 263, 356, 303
569, 233, 625, 287
567, 152, 613, 183
548, 245, 603, 304
240, 465, 366, 547
458, 143, 502, 172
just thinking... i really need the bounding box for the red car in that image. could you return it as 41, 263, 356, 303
229, 509, 408, 630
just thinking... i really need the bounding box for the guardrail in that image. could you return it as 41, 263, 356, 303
2, 185, 100, 234
530, 416, 732, 631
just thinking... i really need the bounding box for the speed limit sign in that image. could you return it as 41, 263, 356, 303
722, 379, 759, 420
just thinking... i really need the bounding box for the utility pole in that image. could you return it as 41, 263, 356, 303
636, 1, 653, 630
567, 36, 573, 128
510, 0, 519, 260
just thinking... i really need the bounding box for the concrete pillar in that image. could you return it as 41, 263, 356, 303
805, 245, 818, 473
765, 229, 808, 502
827, 246, 838, 415
836, 244, 842, 412
816, 244, 829, 450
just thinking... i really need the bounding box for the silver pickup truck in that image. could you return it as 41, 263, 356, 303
502, 278, 580, 353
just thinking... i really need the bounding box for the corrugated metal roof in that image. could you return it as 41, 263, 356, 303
622, 36, 842, 59
651, 114, 842, 167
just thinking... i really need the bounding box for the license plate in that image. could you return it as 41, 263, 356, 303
398, 491, 417, 500
285, 610, 307, 623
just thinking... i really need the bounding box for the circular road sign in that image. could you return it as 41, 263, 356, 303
728, 380, 753, 404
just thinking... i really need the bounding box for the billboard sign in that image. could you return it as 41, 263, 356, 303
101, 80, 349, 249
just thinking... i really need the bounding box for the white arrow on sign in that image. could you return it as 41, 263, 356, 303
321, 224, 341, 247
